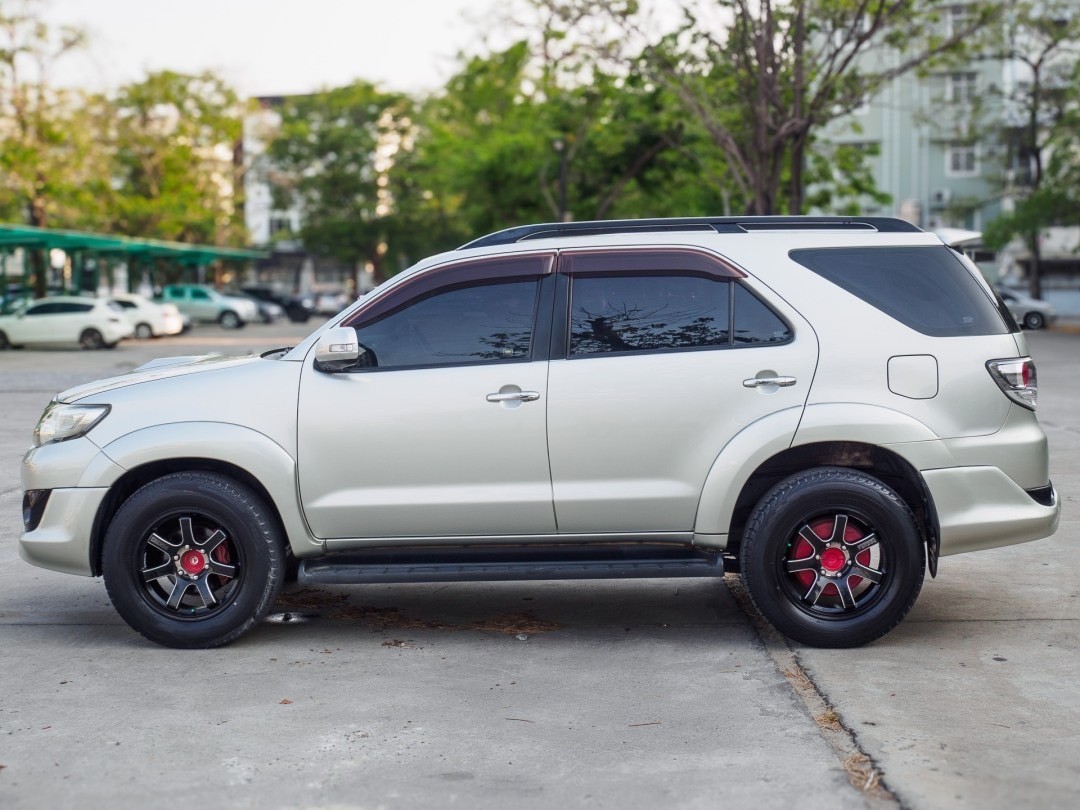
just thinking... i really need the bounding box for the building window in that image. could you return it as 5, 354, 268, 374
269, 216, 292, 237
946, 4, 973, 37
947, 72, 978, 103
946, 142, 978, 176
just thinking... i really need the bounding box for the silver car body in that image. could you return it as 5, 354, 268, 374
160, 284, 258, 325
20, 226, 1058, 579
998, 287, 1057, 330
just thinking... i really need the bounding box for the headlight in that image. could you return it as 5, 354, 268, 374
33, 403, 110, 447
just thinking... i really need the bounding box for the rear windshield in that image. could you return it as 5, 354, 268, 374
789, 246, 1009, 337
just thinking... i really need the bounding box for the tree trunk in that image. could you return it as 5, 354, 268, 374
1027, 230, 1042, 300
789, 2, 806, 215
29, 185, 48, 299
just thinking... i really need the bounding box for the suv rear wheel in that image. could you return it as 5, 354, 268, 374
740, 467, 924, 648
102, 472, 284, 648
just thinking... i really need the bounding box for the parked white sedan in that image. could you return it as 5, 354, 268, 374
0, 295, 133, 349
109, 293, 187, 339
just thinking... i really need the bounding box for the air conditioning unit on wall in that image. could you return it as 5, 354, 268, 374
931, 188, 952, 206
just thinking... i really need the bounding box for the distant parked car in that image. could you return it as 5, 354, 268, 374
159, 284, 258, 329
314, 289, 350, 317
226, 290, 284, 324
241, 284, 315, 323
0, 295, 132, 349
109, 293, 187, 339
997, 288, 1057, 330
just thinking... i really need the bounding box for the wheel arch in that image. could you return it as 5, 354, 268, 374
86, 423, 321, 575
90, 459, 279, 576
722, 441, 940, 576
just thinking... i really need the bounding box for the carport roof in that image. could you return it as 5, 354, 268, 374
0, 224, 267, 264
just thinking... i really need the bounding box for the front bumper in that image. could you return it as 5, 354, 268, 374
925, 466, 1060, 556
20, 437, 124, 576
19, 486, 108, 576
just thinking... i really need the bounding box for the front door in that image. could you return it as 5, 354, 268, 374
297, 253, 557, 540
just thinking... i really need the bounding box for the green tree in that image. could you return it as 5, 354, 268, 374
982, 0, 1080, 299
267, 81, 405, 287
105, 70, 244, 245
0, 0, 96, 295
537, 0, 999, 214
386, 38, 697, 267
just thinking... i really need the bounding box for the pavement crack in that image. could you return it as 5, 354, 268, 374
724, 573, 903, 809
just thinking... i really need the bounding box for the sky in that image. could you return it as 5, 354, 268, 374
46, 0, 502, 97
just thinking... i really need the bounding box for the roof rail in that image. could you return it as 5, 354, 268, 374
459, 216, 923, 250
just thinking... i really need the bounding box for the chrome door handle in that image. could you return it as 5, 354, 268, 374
486, 391, 540, 403
743, 376, 797, 388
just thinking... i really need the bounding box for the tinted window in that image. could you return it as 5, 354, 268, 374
734, 285, 792, 344
190, 289, 210, 300
353, 278, 539, 370
569, 274, 730, 356
114, 300, 137, 309
790, 246, 1008, 337
66, 303, 93, 313
25, 303, 55, 316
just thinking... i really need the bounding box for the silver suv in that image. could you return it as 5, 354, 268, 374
19, 217, 1060, 648
160, 284, 259, 329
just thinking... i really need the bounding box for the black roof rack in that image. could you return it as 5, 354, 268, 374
459, 216, 923, 250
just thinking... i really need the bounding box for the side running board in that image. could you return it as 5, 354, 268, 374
298, 544, 726, 586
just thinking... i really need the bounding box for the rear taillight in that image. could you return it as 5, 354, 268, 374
987, 357, 1037, 410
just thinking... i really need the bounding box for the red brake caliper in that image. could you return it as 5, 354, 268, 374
791, 517, 872, 596
211, 543, 232, 583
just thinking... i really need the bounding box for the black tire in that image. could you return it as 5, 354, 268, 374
1023, 311, 1045, 330
219, 310, 242, 329
79, 328, 104, 350
0, 330, 9, 349
135, 322, 154, 340
740, 467, 925, 648
102, 471, 285, 648
286, 305, 310, 323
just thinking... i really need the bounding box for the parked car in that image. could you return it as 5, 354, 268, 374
996, 287, 1057, 330
159, 284, 258, 329
314, 289, 350, 316
226, 291, 284, 324
19, 217, 1059, 649
109, 293, 187, 339
0, 295, 132, 349
241, 285, 315, 323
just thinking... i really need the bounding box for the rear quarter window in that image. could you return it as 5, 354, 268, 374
789, 246, 1009, 337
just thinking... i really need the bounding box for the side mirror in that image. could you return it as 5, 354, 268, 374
314, 326, 361, 372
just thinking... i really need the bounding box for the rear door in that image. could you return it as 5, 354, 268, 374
546, 248, 818, 533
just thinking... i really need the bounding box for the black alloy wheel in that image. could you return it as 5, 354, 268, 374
740, 467, 925, 648
102, 472, 284, 648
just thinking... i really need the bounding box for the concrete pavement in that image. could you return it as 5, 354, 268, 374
0, 321, 1076, 808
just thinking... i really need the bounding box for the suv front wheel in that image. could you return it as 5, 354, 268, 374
102, 472, 284, 648
740, 467, 925, 648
